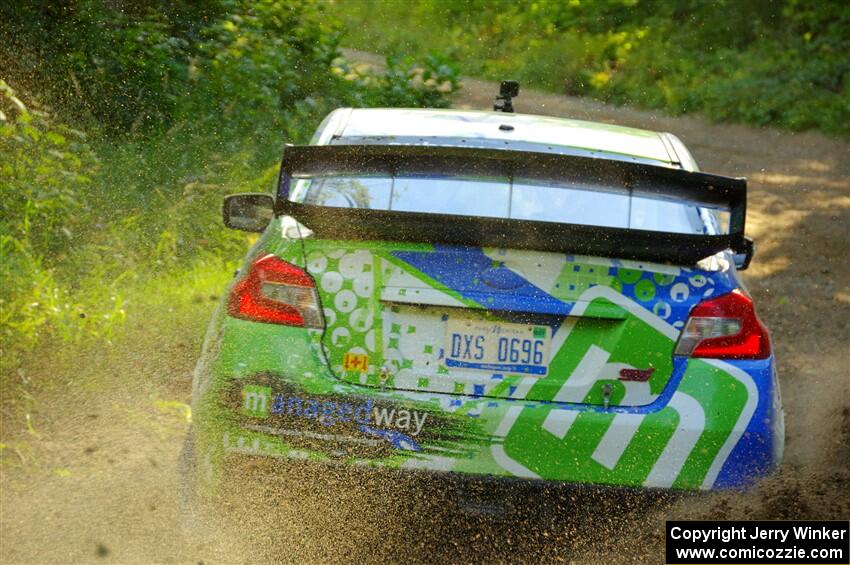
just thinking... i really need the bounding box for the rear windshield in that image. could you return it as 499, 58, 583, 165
288, 174, 712, 235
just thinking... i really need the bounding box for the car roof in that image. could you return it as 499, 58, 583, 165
316, 108, 677, 166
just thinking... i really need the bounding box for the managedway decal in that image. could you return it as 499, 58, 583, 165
243, 384, 428, 436
226, 374, 484, 459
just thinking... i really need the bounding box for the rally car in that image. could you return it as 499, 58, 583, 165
184, 97, 784, 504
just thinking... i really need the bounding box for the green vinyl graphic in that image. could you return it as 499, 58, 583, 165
193, 236, 779, 492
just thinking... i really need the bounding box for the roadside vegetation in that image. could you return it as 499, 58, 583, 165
0, 0, 457, 422
337, 0, 850, 137
4, 1, 845, 414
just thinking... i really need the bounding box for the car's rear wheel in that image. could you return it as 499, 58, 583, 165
177, 431, 219, 547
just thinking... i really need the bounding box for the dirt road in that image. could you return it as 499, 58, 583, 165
1, 54, 848, 563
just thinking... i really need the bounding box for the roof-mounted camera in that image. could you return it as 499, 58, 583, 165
494, 80, 519, 113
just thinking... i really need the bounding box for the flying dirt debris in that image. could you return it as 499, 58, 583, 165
1, 44, 848, 565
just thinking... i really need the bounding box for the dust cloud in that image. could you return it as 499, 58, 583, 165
1, 64, 848, 563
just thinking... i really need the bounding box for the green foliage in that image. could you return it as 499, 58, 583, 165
186, 0, 343, 136
336, 0, 850, 137
0, 0, 457, 376
0, 81, 94, 255
1, 2, 199, 133
341, 53, 460, 109
1, 0, 459, 136
0, 81, 125, 360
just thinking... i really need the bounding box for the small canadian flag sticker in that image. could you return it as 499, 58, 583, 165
343, 352, 369, 373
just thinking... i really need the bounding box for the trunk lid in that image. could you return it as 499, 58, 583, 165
302, 240, 720, 407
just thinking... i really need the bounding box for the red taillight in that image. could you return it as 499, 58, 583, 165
227, 254, 323, 328
674, 289, 771, 359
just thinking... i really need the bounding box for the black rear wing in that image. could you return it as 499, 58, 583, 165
276, 144, 747, 265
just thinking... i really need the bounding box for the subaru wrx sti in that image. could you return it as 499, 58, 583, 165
184, 103, 783, 504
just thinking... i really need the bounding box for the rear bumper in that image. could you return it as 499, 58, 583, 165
192, 318, 784, 494
213, 447, 688, 517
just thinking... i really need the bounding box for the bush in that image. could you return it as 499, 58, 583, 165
336, 0, 850, 137
0, 0, 458, 372
0, 81, 125, 363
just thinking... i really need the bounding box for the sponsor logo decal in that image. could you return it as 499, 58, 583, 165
242, 384, 271, 417
619, 367, 656, 382
240, 386, 428, 446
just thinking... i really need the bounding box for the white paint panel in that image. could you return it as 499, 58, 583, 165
572, 285, 680, 339
491, 445, 540, 479
552, 344, 611, 403
591, 413, 645, 470
494, 405, 525, 438
401, 456, 455, 471
542, 409, 580, 439
700, 359, 760, 489
379, 286, 466, 308
644, 392, 705, 488
511, 377, 538, 399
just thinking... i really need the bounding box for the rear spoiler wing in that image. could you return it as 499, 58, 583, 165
276, 144, 747, 265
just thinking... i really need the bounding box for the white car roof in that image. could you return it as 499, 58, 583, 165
316, 108, 675, 165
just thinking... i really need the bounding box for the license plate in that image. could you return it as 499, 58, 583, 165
444, 319, 551, 375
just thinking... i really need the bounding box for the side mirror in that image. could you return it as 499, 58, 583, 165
223, 193, 275, 232
733, 236, 755, 270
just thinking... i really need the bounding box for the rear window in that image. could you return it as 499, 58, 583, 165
289, 174, 709, 235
